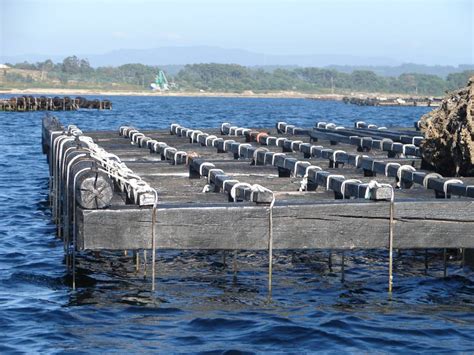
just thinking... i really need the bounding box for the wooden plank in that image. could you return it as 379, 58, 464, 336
77, 200, 474, 250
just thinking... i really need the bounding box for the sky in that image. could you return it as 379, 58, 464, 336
1, 0, 473, 65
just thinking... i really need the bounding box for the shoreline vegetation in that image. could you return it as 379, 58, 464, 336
1, 56, 473, 99
0, 87, 443, 100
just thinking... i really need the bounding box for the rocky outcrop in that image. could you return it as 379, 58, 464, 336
420, 77, 474, 176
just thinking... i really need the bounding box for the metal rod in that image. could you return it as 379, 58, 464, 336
143, 250, 147, 276
388, 200, 394, 293
135, 250, 139, 272
151, 207, 157, 291
268, 203, 274, 296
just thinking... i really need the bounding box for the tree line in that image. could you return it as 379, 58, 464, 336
4, 56, 473, 95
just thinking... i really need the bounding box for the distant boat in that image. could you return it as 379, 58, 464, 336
150, 70, 169, 91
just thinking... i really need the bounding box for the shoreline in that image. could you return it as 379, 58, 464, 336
0, 87, 439, 101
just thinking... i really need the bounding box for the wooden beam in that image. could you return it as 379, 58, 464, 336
77, 200, 474, 250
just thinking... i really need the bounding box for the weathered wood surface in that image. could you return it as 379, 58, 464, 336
42, 117, 474, 253
78, 200, 474, 250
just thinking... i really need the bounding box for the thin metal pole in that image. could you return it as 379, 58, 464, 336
151, 207, 157, 291
135, 250, 139, 272
268, 200, 274, 296
388, 199, 394, 293
143, 250, 147, 276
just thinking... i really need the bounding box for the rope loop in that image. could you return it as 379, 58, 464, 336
422, 172, 443, 189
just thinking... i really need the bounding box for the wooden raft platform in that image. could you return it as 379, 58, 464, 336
42, 116, 474, 289
1, 96, 112, 111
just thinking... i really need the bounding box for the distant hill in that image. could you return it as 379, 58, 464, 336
1, 46, 399, 68
1, 46, 472, 78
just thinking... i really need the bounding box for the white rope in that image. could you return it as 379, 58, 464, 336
277, 122, 287, 131
263, 151, 274, 165
238, 143, 252, 158
316, 122, 327, 128
271, 153, 286, 166
355, 121, 365, 128
422, 173, 443, 189
332, 150, 346, 162
205, 135, 218, 146
325, 123, 337, 129
235, 127, 246, 136
354, 154, 369, 168
199, 162, 215, 176
412, 136, 424, 144
275, 137, 286, 147
207, 168, 223, 184
335, 126, 345, 130
340, 179, 362, 199
396, 165, 416, 187
265, 136, 275, 146
229, 126, 238, 135
293, 161, 308, 177
222, 179, 240, 193
220, 122, 230, 133
381, 138, 394, 150
253, 147, 269, 161
202, 184, 212, 193
173, 151, 187, 165
163, 147, 177, 159
170, 123, 180, 133
230, 182, 252, 202
153, 141, 166, 152
196, 133, 206, 144
368, 124, 377, 129
385, 162, 401, 176
378, 126, 387, 130
443, 179, 463, 198
290, 140, 303, 150
249, 184, 273, 202
223, 140, 235, 151
364, 180, 394, 202
284, 125, 295, 133
326, 174, 345, 190
212, 138, 223, 147
299, 165, 322, 191
402, 144, 416, 156
310, 145, 324, 157
191, 130, 202, 142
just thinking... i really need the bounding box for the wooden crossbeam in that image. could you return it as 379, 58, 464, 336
77, 199, 474, 250
223, 122, 474, 199
172, 124, 393, 201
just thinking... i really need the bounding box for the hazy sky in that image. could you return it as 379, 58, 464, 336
1, 0, 473, 65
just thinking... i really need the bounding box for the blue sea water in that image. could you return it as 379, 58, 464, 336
0, 96, 473, 353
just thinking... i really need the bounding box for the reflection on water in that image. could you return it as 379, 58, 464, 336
0, 97, 473, 352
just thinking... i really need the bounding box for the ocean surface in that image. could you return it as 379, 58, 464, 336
0, 96, 473, 353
